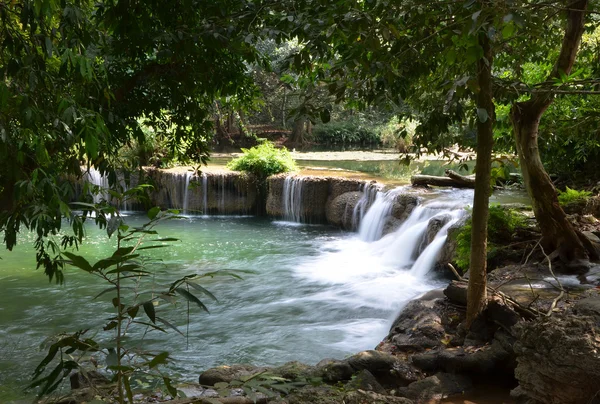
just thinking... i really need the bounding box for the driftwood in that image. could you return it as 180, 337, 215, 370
411, 169, 476, 188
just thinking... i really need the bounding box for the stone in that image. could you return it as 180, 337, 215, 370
199, 364, 267, 386
397, 372, 473, 403
347, 350, 419, 386
344, 390, 414, 404
285, 386, 346, 404
513, 315, 600, 404
69, 370, 110, 390
325, 191, 362, 229
272, 361, 315, 380
387, 299, 445, 352
346, 369, 387, 395
574, 296, 600, 320
390, 194, 420, 223
315, 358, 354, 383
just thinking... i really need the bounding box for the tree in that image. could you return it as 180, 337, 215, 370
509, 0, 597, 264
0, 0, 264, 280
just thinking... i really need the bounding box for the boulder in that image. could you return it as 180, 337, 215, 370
386, 299, 445, 352
513, 314, 600, 404
347, 350, 420, 386
285, 386, 346, 404
199, 364, 267, 386
272, 361, 315, 380
397, 372, 473, 403
345, 369, 387, 395
314, 358, 354, 383
325, 191, 362, 229
344, 390, 414, 404
390, 194, 420, 223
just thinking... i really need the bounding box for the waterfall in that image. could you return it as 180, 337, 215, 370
182, 172, 191, 214
219, 174, 226, 213
202, 173, 209, 215
283, 176, 304, 222
357, 188, 402, 242
352, 182, 381, 230
84, 168, 110, 204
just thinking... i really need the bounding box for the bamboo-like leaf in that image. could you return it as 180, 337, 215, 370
94, 286, 117, 300
185, 281, 218, 302
148, 351, 170, 369
175, 287, 209, 313
156, 316, 184, 336
143, 301, 156, 323
163, 377, 178, 397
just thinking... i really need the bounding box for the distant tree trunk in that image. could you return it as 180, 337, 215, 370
282, 88, 287, 128
510, 0, 592, 265
290, 116, 306, 144
466, 33, 494, 327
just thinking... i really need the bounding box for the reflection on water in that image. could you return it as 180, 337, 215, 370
0, 214, 444, 400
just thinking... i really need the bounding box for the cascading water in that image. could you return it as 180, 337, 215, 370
282, 176, 304, 222
182, 172, 191, 214
352, 182, 381, 230
202, 173, 209, 215
83, 168, 110, 204
357, 188, 402, 242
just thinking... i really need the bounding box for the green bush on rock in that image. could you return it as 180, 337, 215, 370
227, 141, 298, 179
454, 205, 527, 271
557, 187, 592, 206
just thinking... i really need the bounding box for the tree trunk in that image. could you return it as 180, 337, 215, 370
290, 116, 306, 144
466, 33, 494, 327
510, 0, 591, 265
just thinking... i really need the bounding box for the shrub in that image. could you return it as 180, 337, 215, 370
454, 205, 527, 270
379, 117, 416, 152
557, 186, 592, 206
312, 120, 381, 146
226, 141, 298, 179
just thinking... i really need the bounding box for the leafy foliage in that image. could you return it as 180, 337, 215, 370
454, 206, 527, 270
558, 187, 593, 206
227, 142, 298, 179
29, 205, 241, 402
312, 120, 381, 146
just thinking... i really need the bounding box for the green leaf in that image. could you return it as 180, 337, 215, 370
319, 108, 331, 123
94, 286, 117, 299
185, 282, 218, 302
106, 349, 118, 368
148, 352, 170, 369
163, 377, 178, 397
143, 301, 156, 323
156, 316, 184, 336
148, 206, 161, 220
62, 252, 94, 273
446, 49, 456, 65
175, 287, 210, 313
502, 23, 515, 39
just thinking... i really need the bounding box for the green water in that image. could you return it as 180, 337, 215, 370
0, 214, 439, 400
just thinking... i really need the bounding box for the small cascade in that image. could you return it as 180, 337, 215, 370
182, 172, 191, 214
357, 188, 401, 242
352, 182, 381, 230
409, 209, 464, 277
202, 173, 209, 215
282, 176, 304, 222
84, 168, 110, 204
219, 174, 226, 213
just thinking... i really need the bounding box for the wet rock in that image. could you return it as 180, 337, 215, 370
386, 299, 445, 352
425, 214, 452, 245
397, 372, 473, 403
411, 336, 513, 377
315, 358, 354, 383
347, 350, 419, 386
344, 390, 414, 404
346, 369, 387, 394
574, 296, 600, 320
390, 194, 420, 223
382, 217, 403, 236
70, 370, 110, 390
199, 364, 267, 386
285, 386, 345, 404
266, 174, 330, 223
325, 191, 362, 229
437, 215, 468, 271
513, 315, 600, 404
272, 361, 314, 380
